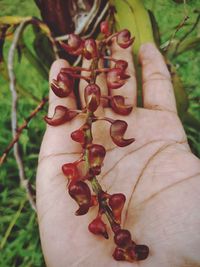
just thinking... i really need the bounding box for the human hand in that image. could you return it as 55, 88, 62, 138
36, 43, 200, 267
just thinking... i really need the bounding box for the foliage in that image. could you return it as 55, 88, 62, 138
0, 0, 199, 266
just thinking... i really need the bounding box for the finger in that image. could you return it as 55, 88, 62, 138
139, 43, 177, 113
79, 57, 108, 110
110, 39, 137, 106
39, 59, 82, 160
48, 59, 77, 114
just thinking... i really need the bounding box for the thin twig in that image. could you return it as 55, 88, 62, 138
174, 13, 200, 56
162, 15, 189, 52
7, 19, 36, 211
0, 96, 48, 166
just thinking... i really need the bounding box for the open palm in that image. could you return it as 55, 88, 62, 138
36, 43, 200, 267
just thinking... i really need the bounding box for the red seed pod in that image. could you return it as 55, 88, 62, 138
68, 180, 91, 215
100, 21, 110, 36
114, 229, 132, 248
134, 245, 149, 261
62, 163, 79, 181
60, 34, 84, 55
110, 95, 133, 115
88, 144, 106, 175
88, 216, 108, 239
51, 72, 74, 98
84, 83, 101, 112
107, 68, 129, 89
110, 120, 135, 147
83, 39, 98, 60
116, 29, 134, 49
109, 193, 126, 223
44, 105, 78, 126
115, 60, 128, 71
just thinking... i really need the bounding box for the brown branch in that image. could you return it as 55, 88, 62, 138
6, 19, 37, 211
0, 96, 48, 166
174, 13, 200, 56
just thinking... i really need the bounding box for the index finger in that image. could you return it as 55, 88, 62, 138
139, 43, 177, 113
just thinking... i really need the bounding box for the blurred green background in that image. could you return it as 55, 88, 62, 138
0, 0, 199, 266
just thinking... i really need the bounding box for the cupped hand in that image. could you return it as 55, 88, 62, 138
36, 43, 200, 267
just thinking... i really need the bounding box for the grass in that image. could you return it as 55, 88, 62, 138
0, 0, 200, 266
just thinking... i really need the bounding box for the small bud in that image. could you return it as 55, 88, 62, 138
84, 84, 101, 112
62, 163, 79, 181
109, 193, 126, 223
44, 105, 78, 126
110, 95, 133, 115
110, 120, 135, 147
83, 39, 98, 60
88, 144, 106, 175
100, 21, 110, 36
88, 216, 108, 239
51, 72, 74, 98
114, 229, 132, 248
107, 68, 129, 89
60, 34, 84, 55
68, 180, 91, 215
116, 30, 134, 49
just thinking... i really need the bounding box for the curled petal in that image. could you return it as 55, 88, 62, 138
62, 163, 79, 181
51, 72, 74, 98
110, 120, 135, 147
114, 229, 132, 248
109, 193, 126, 223
116, 30, 134, 49
44, 105, 78, 126
68, 181, 91, 215
107, 68, 129, 89
84, 84, 101, 112
83, 39, 98, 60
88, 216, 108, 239
110, 95, 133, 115
88, 144, 106, 175
115, 60, 128, 71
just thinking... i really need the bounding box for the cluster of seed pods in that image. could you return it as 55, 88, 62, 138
44, 21, 149, 262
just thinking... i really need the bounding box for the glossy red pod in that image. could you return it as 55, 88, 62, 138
110, 95, 133, 115
84, 83, 101, 112
62, 163, 79, 181
110, 120, 135, 147
88, 144, 106, 175
44, 105, 78, 126
83, 39, 98, 60
116, 30, 134, 49
51, 72, 74, 98
88, 216, 108, 239
109, 193, 126, 223
68, 180, 91, 216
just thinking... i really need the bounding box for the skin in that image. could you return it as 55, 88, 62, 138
36, 43, 200, 267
